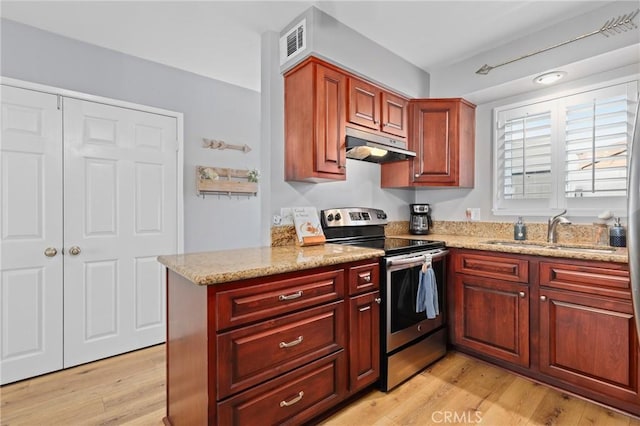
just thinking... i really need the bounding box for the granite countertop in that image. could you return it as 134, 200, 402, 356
158, 244, 385, 285
398, 233, 629, 264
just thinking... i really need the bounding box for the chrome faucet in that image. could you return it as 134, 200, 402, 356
547, 210, 571, 243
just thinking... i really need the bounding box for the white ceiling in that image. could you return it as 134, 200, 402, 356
1, 1, 617, 92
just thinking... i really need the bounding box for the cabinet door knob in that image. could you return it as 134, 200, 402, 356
519, 291, 526, 298
44, 247, 58, 257
540, 295, 547, 301
414, 174, 420, 178
374, 297, 382, 304
68, 246, 81, 256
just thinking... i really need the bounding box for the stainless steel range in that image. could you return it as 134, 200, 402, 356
321, 207, 449, 391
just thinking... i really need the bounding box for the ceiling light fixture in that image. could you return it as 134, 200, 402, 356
533, 71, 567, 85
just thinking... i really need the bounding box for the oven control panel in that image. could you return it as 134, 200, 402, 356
321, 207, 388, 227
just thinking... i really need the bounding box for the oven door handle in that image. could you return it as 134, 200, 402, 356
387, 250, 449, 267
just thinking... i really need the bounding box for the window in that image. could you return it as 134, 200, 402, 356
494, 80, 638, 216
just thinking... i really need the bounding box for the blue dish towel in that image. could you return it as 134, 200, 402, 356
416, 266, 439, 319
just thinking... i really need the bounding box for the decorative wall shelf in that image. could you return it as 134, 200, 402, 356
197, 166, 258, 198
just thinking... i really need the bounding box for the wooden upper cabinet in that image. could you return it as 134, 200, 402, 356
347, 77, 408, 138
381, 98, 475, 188
411, 98, 475, 187
381, 91, 409, 138
284, 58, 347, 182
348, 78, 380, 131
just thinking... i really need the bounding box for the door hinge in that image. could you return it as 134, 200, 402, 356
57, 95, 62, 110
175, 139, 180, 152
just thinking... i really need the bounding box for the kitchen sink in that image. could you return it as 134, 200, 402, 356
483, 240, 618, 254
553, 244, 618, 254
483, 240, 554, 250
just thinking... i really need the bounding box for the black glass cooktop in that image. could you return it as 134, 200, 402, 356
333, 237, 445, 256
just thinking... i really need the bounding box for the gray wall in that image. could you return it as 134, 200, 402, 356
416, 0, 640, 225
430, 1, 640, 99
280, 7, 430, 98
416, 63, 640, 224
263, 7, 434, 237
1, 18, 262, 252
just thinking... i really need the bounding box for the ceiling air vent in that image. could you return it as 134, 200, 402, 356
280, 19, 306, 65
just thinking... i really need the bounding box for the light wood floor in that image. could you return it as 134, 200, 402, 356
1, 345, 638, 426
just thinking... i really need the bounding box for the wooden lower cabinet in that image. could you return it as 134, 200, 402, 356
217, 351, 347, 426
539, 288, 639, 404
216, 301, 345, 399
348, 291, 380, 391
452, 274, 530, 367
165, 259, 381, 425
450, 248, 639, 416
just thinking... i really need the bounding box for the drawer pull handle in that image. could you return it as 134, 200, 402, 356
362, 273, 371, 282
279, 336, 303, 348
359, 305, 371, 312
279, 290, 303, 301
280, 391, 304, 407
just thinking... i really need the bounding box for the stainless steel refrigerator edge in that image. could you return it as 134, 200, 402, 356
630, 101, 640, 340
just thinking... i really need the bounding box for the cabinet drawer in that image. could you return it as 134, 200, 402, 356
456, 252, 528, 283
348, 262, 380, 295
216, 268, 344, 330
217, 301, 345, 399
218, 351, 347, 426
539, 261, 630, 299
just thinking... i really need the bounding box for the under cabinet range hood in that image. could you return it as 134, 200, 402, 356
345, 127, 416, 163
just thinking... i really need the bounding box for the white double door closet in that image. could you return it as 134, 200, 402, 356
1, 82, 183, 384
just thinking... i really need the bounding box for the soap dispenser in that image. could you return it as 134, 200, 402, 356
609, 217, 626, 247
514, 217, 527, 241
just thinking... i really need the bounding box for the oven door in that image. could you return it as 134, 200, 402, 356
385, 249, 448, 352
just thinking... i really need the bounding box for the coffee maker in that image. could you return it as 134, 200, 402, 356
409, 203, 432, 235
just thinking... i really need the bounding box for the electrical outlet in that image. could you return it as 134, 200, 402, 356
280, 208, 294, 225
465, 208, 481, 221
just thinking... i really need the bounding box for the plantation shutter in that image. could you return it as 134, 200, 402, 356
499, 110, 553, 200
564, 90, 633, 198
493, 79, 637, 216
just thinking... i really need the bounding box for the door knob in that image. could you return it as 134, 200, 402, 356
68, 246, 81, 256
414, 174, 420, 178
374, 298, 382, 304
44, 247, 58, 257
540, 295, 547, 301
519, 291, 526, 298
